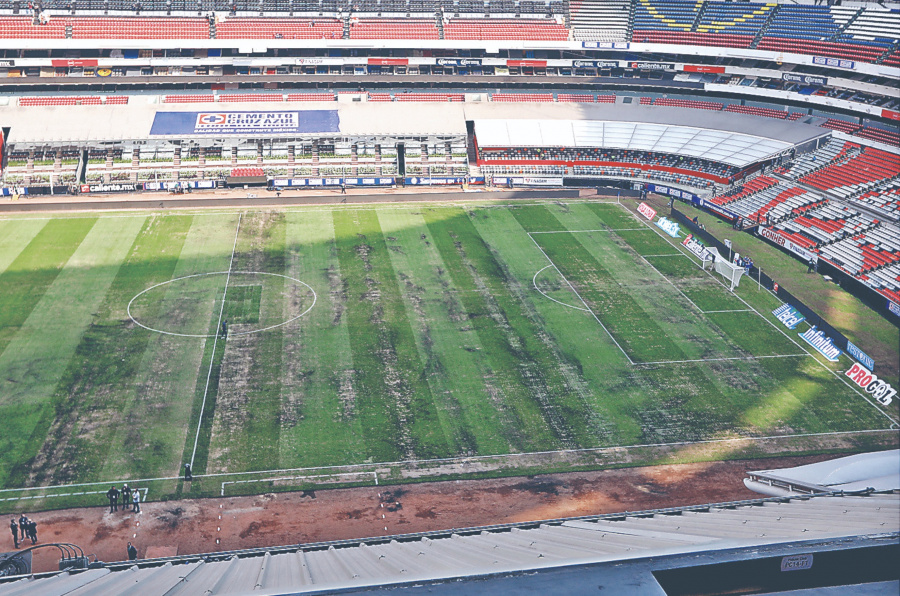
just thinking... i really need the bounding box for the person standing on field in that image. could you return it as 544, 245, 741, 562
18, 514, 27, 541
9, 519, 18, 549
26, 519, 37, 545
107, 486, 120, 512
127, 542, 137, 561
132, 489, 141, 513
121, 484, 129, 512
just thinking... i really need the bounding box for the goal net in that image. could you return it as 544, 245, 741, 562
705, 247, 745, 291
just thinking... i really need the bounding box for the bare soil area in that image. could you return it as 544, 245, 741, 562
17, 455, 832, 573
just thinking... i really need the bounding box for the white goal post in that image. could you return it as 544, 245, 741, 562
705, 247, 745, 291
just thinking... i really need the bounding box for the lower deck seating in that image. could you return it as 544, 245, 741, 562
654, 98, 723, 111
349, 19, 439, 39
164, 95, 216, 103
800, 147, 900, 193
219, 94, 283, 102
725, 104, 788, 119
491, 93, 554, 102
285, 93, 337, 101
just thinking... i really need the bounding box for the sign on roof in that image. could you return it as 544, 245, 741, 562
149, 110, 340, 136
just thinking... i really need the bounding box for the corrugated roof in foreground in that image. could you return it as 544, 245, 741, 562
0, 492, 896, 596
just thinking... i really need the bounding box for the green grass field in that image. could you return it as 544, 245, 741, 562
0, 201, 896, 511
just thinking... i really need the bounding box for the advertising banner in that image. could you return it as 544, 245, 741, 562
772, 304, 806, 329
437, 58, 482, 67
149, 110, 340, 136
79, 183, 138, 193
812, 56, 854, 70
629, 61, 676, 71
845, 363, 896, 406
681, 234, 713, 261
757, 227, 818, 262
405, 176, 467, 185
683, 64, 725, 74
798, 326, 842, 362
889, 300, 900, 317
637, 202, 656, 220
700, 198, 738, 221
582, 41, 629, 49
655, 217, 680, 238
846, 341, 875, 371
572, 60, 619, 69
783, 72, 827, 86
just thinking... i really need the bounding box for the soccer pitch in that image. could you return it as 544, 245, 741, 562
0, 201, 895, 508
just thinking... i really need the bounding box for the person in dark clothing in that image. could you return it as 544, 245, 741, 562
26, 519, 36, 544
184, 463, 193, 482
127, 542, 137, 561
18, 515, 27, 541
807, 258, 815, 273
9, 519, 18, 549
340, 183, 346, 194
107, 486, 120, 512
121, 484, 130, 511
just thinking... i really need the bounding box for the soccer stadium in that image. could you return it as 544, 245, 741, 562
0, 0, 899, 592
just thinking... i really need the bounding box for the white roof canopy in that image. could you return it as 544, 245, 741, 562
473, 119, 793, 168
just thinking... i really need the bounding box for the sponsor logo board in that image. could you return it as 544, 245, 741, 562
79, 183, 137, 193
772, 304, 806, 330
510, 176, 563, 186
799, 326, 841, 362
845, 363, 896, 406
572, 60, 619, 69
783, 72, 827, 86
682, 234, 713, 261
889, 300, 900, 317
629, 61, 676, 71
150, 110, 340, 136
582, 41, 629, 49
0, 59, 14, 67
812, 56, 854, 69
781, 555, 813, 572
637, 202, 656, 220
758, 227, 818, 262
846, 340, 875, 371
437, 58, 481, 67
655, 217, 680, 238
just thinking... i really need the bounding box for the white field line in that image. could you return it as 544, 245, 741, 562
4, 428, 896, 500
532, 265, 590, 312
526, 232, 635, 365
529, 229, 804, 365
189, 212, 242, 469
220, 472, 379, 496
0, 488, 148, 503
619, 204, 900, 426
0, 199, 625, 222
702, 309, 754, 314
642, 253, 685, 258
528, 228, 649, 234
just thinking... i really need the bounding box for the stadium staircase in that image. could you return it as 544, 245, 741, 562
828, 5, 864, 42
688, 0, 708, 33
877, 41, 900, 64
342, 14, 350, 39
435, 10, 445, 39
748, 3, 779, 49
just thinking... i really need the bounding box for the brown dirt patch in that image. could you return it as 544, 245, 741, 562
16, 455, 835, 573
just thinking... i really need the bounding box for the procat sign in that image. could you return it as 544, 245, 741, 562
845, 363, 896, 406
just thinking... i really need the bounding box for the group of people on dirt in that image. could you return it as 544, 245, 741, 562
8, 515, 37, 549
106, 484, 141, 514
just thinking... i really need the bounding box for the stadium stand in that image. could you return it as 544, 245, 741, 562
555, 93, 596, 103
394, 93, 465, 102
215, 17, 343, 39
653, 98, 723, 111
711, 174, 778, 206
775, 203, 877, 248
820, 118, 861, 135
164, 95, 216, 103
725, 183, 824, 224
491, 93, 555, 102
799, 147, 900, 195
777, 139, 852, 180
349, 18, 440, 39
724, 104, 787, 120
19, 96, 105, 106
849, 182, 900, 221
285, 93, 338, 101
570, 0, 630, 42
443, 18, 569, 40
219, 94, 284, 102
855, 125, 900, 148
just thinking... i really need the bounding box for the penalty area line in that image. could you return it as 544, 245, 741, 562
220, 472, 379, 496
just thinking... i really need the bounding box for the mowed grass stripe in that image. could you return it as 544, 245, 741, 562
377, 209, 512, 455
0, 218, 97, 359
0, 216, 146, 488
207, 212, 287, 473
469, 206, 635, 445
105, 214, 237, 483
0, 219, 48, 277
19, 215, 194, 486
277, 211, 368, 468
333, 209, 450, 461
423, 207, 577, 451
